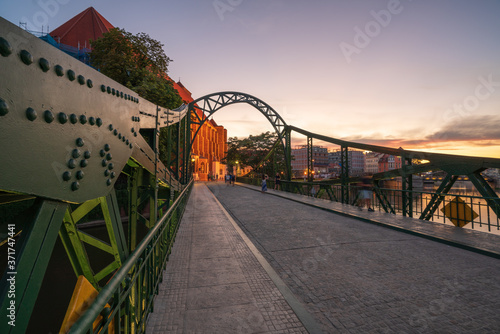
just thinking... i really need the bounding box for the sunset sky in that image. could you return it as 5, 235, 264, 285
3, 0, 500, 157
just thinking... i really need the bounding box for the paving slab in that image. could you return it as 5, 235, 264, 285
206, 182, 500, 333
146, 183, 312, 334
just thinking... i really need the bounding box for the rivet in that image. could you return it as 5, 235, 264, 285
118, 133, 122, 139
19, 50, 33, 65
104, 144, 110, 151
69, 113, 78, 124
106, 153, 112, 161
101, 159, 107, 167
71, 181, 80, 191
88, 116, 95, 125
55, 65, 64, 76
84, 151, 91, 159
129, 143, 133, 149
86, 79, 93, 88
110, 172, 116, 179
58, 112, 68, 124
126, 139, 129, 145
131, 128, 134, 133
122, 136, 126, 142
120, 92, 123, 98
107, 86, 111, 94
25, 107, 36, 120
67, 69, 75, 81
96, 118, 103, 127
100, 149, 105, 157
116, 90, 120, 97
104, 169, 110, 177
76, 138, 84, 147
76, 171, 84, 180
108, 163, 114, 170
39, 58, 50, 72
68, 159, 77, 169
131, 116, 135, 121
62, 171, 71, 181
0, 37, 12, 57
134, 133, 137, 137
108, 124, 113, 131
0, 98, 9, 117
72, 149, 81, 158
80, 159, 88, 168
100, 84, 106, 92
106, 179, 112, 186
112, 88, 115, 96
113, 129, 118, 136
44, 110, 54, 123
79, 115, 87, 124
77, 75, 85, 85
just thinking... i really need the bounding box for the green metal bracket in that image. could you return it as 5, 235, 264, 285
0, 199, 68, 334
419, 174, 458, 221
468, 171, 500, 218
58, 191, 128, 290
373, 180, 396, 214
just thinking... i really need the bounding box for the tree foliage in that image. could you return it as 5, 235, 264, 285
90, 27, 183, 168
224, 131, 286, 175
90, 27, 181, 110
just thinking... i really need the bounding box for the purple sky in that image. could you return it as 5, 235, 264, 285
3, 0, 500, 157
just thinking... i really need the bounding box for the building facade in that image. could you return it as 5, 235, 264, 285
328, 150, 365, 176
291, 145, 329, 178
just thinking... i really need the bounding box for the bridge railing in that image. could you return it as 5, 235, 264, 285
68, 179, 193, 334
238, 177, 500, 233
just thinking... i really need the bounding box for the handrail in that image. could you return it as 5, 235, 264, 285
68, 179, 194, 334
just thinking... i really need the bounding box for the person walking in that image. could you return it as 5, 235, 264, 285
358, 176, 374, 211
274, 172, 281, 190
261, 174, 268, 193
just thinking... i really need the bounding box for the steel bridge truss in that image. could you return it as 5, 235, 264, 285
188, 91, 293, 179
286, 125, 500, 220
0, 18, 192, 334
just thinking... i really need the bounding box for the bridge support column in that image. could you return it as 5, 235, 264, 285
307, 137, 313, 183
340, 146, 349, 204
285, 128, 292, 181
401, 157, 413, 217
0, 199, 67, 334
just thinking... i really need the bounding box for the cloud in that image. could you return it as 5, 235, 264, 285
426, 114, 500, 141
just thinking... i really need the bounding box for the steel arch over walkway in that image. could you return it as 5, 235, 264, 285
188, 91, 293, 178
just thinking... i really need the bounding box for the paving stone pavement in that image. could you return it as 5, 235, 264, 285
206, 182, 500, 333
146, 183, 309, 333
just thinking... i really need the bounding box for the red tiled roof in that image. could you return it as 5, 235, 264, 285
50, 7, 114, 48
173, 81, 194, 103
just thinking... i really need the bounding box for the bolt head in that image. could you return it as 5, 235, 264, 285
0, 37, 12, 57
19, 50, 33, 65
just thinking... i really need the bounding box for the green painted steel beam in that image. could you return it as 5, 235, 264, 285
419, 174, 458, 221
0, 199, 67, 334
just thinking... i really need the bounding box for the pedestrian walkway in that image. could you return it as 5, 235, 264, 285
146, 183, 317, 333
148, 182, 500, 333
235, 182, 500, 259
